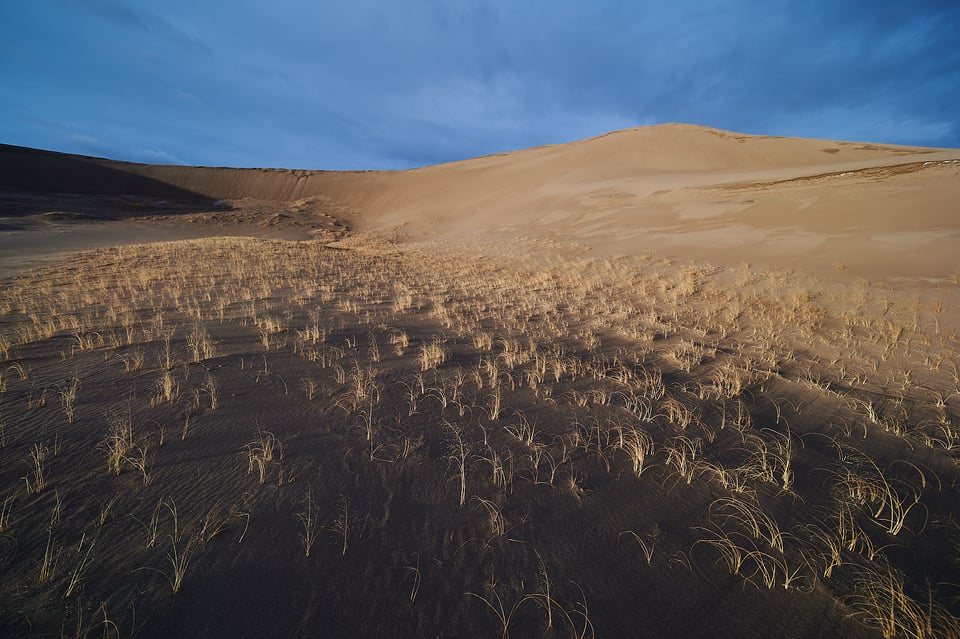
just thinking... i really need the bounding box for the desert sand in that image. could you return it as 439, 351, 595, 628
0, 125, 958, 638
4, 123, 958, 277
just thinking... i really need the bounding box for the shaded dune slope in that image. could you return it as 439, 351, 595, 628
0, 143, 369, 203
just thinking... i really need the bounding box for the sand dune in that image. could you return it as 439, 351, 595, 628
336, 125, 959, 277
2, 123, 959, 278
2, 126, 960, 638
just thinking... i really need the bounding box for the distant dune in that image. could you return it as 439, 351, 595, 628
3, 123, 959, 277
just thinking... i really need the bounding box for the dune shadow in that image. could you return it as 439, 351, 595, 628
0, 144, 227, 218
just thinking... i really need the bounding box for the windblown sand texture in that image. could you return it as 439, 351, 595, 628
1, 125, 959, 638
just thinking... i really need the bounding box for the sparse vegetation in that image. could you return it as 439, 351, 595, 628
297, 488, 319, 557
23, 442, 48, 494
0, 234, 957, 638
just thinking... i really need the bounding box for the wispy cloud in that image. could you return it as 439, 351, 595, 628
174, 89, 208, 110
1, 1, 958, 168
764, 105, 957, 147
75, 0, 211, 53
138, 147, 188, 165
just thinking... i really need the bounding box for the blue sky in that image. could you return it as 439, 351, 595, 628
2, 1, 958, 170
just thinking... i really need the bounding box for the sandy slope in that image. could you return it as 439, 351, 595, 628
337, 125, 960, 278
2, 124, 959, 278
2, 126, 960, 639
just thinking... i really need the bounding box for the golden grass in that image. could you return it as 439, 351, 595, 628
0, 235, 957, 636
